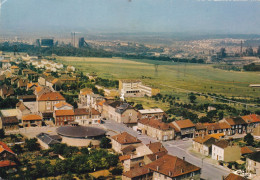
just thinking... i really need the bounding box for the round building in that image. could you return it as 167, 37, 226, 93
56, 123, 106, 147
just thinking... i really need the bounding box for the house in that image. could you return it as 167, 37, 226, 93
86, 94, 104, 110
122, 154, 201, 180
0, 109, 19, 130
119, 79, 160, 97
38, 76, 56, 88
22, 114, 42, 127
241, 114, 260, 133
74, 108, 101, 125
0, 141, 17, 168
212, 140, 241, 162
172, 119, 195, 138
54, 109, 75, 126
37, 92, 66, 113
17, 79, 29, 88
67, 65, 76, 72
223, 117, 247, 134
224, 173, 249, 180
59, 75, 77, 84
78, 88, 93, 105
10, 65, 19, 74
27, 82, 39, 91
0, 85, 14, 98
136, 142, 168, 157
241, 146, 256, 157
16, 101, 31, 120
111, 132, 142, 154
103, 101, 138, 126
34, 85, 53, 97
202, 122, 232, 136
1, 60, 11, 69
53, 101, 73, 111
138, 108, 165, 119
246, 151, 260, 176
192, 136, 217, 156
138, 117, 175, 141
36, 133, 61, 149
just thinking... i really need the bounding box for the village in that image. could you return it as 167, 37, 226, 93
0, 53, 260, 180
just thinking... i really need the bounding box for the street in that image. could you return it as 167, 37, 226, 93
102, 119, 231, 180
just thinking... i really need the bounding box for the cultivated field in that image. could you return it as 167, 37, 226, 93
57, 56, 260, 100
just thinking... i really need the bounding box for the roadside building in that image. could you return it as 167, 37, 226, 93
54, 109, 75, 126
36, 133, 61, 149
138, 108, 165, 119
224, 173, 248, 180
16, 101, 31, 120
138, 117, 175, 141
241, 146, 256, 157
78, 88, 93, 106
172, 119, 195, 138
74, 108, 101, 125
0, 109, 19, 130
111, 132, 142, 154
222, 117, 247, 134
246, 151, 260, 176
37, 92, 66, 113
103, 101, 138, 126
122, 154, 201, 180
22, 114, 42, 127
53, 101, 73, 111
192, 136, 217, 156
212, 140, 241, 162
241, 114, 260, 133
203, 122, 232, 136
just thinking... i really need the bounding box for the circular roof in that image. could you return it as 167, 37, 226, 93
56, 125, 106, 138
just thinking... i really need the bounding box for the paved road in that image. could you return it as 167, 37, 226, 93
102, 120, 230, 180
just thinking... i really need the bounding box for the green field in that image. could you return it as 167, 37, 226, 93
57, 56, 260, 99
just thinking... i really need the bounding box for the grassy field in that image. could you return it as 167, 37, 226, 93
57, 56, 260, 99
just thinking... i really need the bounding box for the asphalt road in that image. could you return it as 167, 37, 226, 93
102, 120, 231, 180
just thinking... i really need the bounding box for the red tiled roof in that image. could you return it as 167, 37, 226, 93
241, 146, 255, 155
10, 65, 19, 69
146, 154, 200, 178
55, 110, 74, 116
123, 166, 151, 178
203, 122, 231, 131
0, 141, 15, 154
146, 142, 168, 154
213, 140, 230, 149
111, 132, 141, 145
224, 173, 248, 180
0, 160, 16, 168
193, 135, 216, 144
22, 114, 42, 121
139, 117, 174, 131
38, 92, 65, 101
54, 102, 73, 108
241, 114, 260, 124
119, 155, 131, 162
174, 119, 195, 129
225, 117, 247, 126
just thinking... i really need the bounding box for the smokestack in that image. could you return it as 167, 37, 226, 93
183, 157, 185, 161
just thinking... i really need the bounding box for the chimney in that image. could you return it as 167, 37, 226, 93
156, 166, 159, 171
149, 141, 151, 144
156, 155, 158, 160
183, 157, 185, 161
181, 169, 184, 173
169, 171, 172, 176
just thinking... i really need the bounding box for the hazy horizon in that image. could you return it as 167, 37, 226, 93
0, 0, 260, 36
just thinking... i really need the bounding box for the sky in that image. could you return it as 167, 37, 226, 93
0, 0, 260, 35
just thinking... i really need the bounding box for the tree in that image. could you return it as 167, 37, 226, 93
12, 144, 23, 154
25, 138, 40, 151
244, 133, 254, 146
188, 94, 197, 103
134, 104, 143, 110
218, 111, 224, 120
100, 137, 111, 149
0, 128, 5, 138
